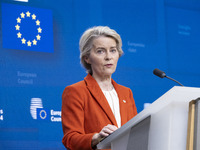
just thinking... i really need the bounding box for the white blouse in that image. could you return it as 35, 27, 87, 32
102, 88, 121, 127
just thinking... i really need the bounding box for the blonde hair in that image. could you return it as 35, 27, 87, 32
79, 26, 123, 74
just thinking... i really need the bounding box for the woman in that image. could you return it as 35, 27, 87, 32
62, 26, 137, 150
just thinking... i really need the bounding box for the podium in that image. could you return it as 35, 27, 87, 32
97, 86, 200, 150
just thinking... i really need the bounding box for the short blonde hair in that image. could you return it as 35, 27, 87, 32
79, 26, 123, 74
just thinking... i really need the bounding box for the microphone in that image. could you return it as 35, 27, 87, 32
153, 68, 184, 86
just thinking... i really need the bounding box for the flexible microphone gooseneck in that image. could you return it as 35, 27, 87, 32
153, 68, 184, 86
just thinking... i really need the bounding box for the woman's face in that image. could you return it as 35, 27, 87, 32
85, 36, 119, 78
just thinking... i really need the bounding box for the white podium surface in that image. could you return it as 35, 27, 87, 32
97, 86, 200, 150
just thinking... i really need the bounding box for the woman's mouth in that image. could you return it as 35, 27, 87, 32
105, 64, 113, 67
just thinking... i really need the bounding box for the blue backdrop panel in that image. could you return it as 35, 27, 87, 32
166, 6, 200, 74
0, 0, 200, 149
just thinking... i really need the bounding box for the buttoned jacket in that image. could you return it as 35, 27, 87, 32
62, 74, 137, 150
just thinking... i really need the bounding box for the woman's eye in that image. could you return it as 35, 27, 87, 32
97, 50, 104, 54
111, 49, 117, 53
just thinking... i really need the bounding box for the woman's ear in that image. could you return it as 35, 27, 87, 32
84, 56, 90, 64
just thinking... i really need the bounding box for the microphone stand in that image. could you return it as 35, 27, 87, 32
165, 76, 184, 86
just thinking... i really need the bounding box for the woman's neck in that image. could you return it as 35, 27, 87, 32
92, 74, 113, 91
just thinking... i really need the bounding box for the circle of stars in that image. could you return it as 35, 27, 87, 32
15, 11, 42, 47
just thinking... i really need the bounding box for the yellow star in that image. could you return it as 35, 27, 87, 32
36, 34, 41, 40
20, 12, 25, 18
16, 17, 21, 23
32, 39, 37, 45
37, 27, 42, 33
32, 14, 36, 20
17, 32, 22, 38
21, 38, 26, 44
15, 24, 20, 30
27, 40, 32, 46
36, 20, 40, 26
26, 11, 31, 17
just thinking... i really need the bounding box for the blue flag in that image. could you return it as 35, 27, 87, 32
2, 3, 54, 53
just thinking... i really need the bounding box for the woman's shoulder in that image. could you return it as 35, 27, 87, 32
62, 80, 89, 105
116, 83, 130, 90
63, 80, 87, 93
112, 79, 132, 92
69, 80, 86, 88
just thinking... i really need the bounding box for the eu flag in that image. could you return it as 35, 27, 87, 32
2, 3, 54, 53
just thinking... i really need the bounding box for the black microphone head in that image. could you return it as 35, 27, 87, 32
153, 68, 166, 78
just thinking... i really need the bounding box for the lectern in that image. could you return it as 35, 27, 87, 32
97, 86, 200, 150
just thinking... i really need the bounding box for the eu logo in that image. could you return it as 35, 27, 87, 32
37, 108, 50, 120
2, 3, 54, 53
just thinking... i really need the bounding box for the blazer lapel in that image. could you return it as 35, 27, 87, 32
84, 74, 117, 126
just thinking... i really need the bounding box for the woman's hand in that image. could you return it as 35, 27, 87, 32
91, 124, 118, 148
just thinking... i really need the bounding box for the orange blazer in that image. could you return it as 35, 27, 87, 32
62, 74, 137, 150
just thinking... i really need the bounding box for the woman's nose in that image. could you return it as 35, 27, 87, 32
105, 51, 112, 60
